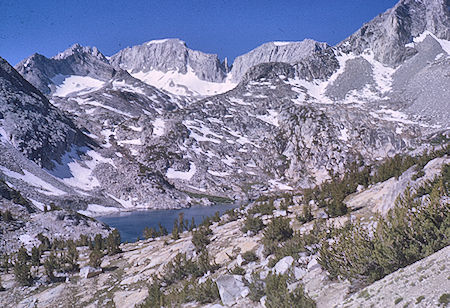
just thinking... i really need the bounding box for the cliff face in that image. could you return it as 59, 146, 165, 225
110, 38, 227, 82
230, 39, 329, 82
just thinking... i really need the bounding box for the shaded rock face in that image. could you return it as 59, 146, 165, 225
231, 39, 329, 82
79, 266, 102, 279
15, 44, 116, 94
338, 0, 450, 66
0, 57, 88, 169
109, 38, 227, 82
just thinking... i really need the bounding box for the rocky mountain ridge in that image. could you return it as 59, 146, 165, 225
2, 0, 449, 215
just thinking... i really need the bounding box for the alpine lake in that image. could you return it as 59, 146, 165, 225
97, 203, 238, 243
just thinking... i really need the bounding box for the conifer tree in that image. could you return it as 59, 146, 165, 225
89, 249, 103, 268
178, 212, 185, 232
44, 252, 57, 282
106, 229, 121, 255
189, 217, 196, 231
0, 275, 4, 291
172, 220, 180, 240
93, 234, 104, 251
31, 246, 40, 267
65, 240, 79, 272
14, 247, 32, 286
158, 222, 168, 236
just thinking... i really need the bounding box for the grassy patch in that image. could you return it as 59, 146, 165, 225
183, 191, 233, 203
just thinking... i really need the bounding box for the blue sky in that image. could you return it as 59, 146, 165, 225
0, 0, 398, 66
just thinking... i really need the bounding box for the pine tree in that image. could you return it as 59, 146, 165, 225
1, 210, 13, 222
1, 253, 11, 273
14, 247, 32, 286
44, 252, 57, 282
106, 229, 121, 255
189, 217, 196, 231
144, 227, 157, 239
298, 204, 313, 223
158, 222, 168, 236
31, 246, 40, 267
94, 234, 104, 251
172, 220, 180, 240
89, 248, 103, 268
178, 213, 185, 232
65, 240, 79, 272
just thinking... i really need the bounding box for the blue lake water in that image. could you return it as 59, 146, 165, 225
97, 204, 238, 243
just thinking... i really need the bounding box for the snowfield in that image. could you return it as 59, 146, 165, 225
166, 162, 197, 181
131, 66, 236, 97
51, 75, 105, 97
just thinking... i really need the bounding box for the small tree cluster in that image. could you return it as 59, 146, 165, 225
143, 223, 168, 239
191, 225, 212, 252
139, 276, 219, 307
162, 250, 218, 286
319, 168, 449, 285
248, 200, 276, 216
262, 217, 293, 256
1, 210, 13, 222
264, 273, 316, 308
297, 203, 313, 224
241, 215, 264, 234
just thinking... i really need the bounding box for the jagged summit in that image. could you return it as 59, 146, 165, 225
52, 43, 109, 62
15, 43, 116, 95
337, 0, 450, 66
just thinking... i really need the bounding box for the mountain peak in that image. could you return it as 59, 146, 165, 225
109, 38, 226, 85
52, 43, 108, 62
337, 0, 450, 66
230, 38, 329, 82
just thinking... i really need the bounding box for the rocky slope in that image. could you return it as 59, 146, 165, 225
1, 156, 448, 307
0, 56, 91, 170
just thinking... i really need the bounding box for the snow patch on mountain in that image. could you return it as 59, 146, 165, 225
166, 162, 196, 181
255, 109, 280, 127
269, 179, 293, 190
406, 31, 450, 54
78, 204, 121, 217
145, 39, 172, 45
47, 147, 115, 191
130, 66, 236, 97
273, 41, 294, 46
52, 75, 105, 97
71, 97, 133, 117
152, 118, 165, 136
0, 166, 66, 196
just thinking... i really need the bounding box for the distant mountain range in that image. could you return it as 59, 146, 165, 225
0, 0, 448, 218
